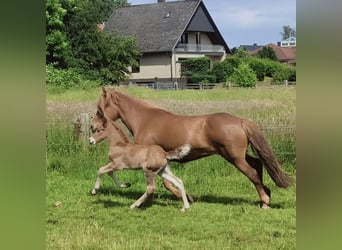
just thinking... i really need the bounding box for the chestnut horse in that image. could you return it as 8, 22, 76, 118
89, 114, 191, 211
93, 87, 291, 208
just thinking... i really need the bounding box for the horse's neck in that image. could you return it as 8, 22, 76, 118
118, 93, 158, 134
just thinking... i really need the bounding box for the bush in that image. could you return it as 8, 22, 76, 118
189, 73, 216, 83
272, 66, 296, 82
248, 58, 266, 81
180, 57, 210, 76
212, 56, 241, 83
46, 64, 101, 90
264, 59, 283, 77
228, 62, 257, 87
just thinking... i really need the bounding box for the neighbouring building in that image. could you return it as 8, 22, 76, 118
279, 36, 296, 47
241, 42, 296, 65
103, 0, 231, 87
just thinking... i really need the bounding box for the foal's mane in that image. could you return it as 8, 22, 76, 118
109, 120, 130, 144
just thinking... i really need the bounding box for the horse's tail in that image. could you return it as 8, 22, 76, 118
241, 119, 292, 188
166, 144, 191, 160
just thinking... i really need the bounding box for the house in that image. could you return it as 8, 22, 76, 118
280, 36, 296, 47
103, 0, 231, 87
252, 44, 296, 65
239, 43, 264, 52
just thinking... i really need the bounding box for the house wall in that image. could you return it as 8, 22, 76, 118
187, 32, 212, 45
127, 32, 226, 83
130, 54, 171, 81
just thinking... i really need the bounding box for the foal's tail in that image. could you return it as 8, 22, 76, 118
241, 119, 292, 188
166, 144, 191, 160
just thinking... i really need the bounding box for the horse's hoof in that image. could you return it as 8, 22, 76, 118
91, 189, 97, 195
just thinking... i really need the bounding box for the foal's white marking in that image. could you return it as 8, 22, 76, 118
89, 137, 96, 144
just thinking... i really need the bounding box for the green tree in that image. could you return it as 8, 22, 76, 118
46, 0, 72, 67
256, 47, 277, 61
46, 0, 140, 84
281, 25, 296, 40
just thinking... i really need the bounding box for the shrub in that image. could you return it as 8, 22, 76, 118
189, 73, 216, 83
46, 64, 101, 90
212, 56, 241, 83
272, 66, 296, 82
248, 58, 266, 81
180, 57, 210, 76
264, 59, 283, 77
228, 62, 257, 87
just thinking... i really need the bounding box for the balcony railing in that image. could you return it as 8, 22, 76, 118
174, 43, 224, 53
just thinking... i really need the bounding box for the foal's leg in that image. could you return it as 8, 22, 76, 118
162, 175, 193, 202
159, 165, 190, 212
130, 171, 156, 209
107, 171, 131, 188
92, 162, 114, 195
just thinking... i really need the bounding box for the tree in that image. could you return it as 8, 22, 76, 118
46, 0, 72, 67
46, 0, 140, 84
256, 47, 277, 61
281, 25, 296, 40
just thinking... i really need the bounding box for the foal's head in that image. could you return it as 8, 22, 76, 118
89, 111, 108, 145
89, 110, 129, 145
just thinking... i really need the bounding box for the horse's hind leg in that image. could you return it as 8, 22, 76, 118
228, 155, 271, 208
246, 154, 271, 198
130, 171, 156, 209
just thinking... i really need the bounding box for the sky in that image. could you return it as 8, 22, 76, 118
126, 0, 296, 48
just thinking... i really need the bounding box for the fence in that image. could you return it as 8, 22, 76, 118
47, 113, 296, 162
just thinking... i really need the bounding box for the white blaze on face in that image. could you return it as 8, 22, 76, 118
89, 137, 97, 144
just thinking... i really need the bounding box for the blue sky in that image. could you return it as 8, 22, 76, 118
126, 0, 296, 48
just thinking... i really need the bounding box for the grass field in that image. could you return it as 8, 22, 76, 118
46, 85, 296, 249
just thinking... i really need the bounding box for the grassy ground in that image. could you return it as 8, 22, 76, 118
46, 85, 296, 249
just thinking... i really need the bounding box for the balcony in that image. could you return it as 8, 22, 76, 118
174, 43, 225, 54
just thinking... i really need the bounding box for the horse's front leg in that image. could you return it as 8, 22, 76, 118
107, 171, 131, 188
130, 171, 156, 209
92, 162, 114, 195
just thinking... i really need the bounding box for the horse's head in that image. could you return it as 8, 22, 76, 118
96, 87, 121, 122
89, 110, 108, 144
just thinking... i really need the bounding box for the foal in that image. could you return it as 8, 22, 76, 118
89, 116, 191, 211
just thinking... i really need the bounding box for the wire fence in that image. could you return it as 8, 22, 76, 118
46, 114, 296, 161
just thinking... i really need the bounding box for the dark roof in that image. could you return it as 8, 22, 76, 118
239, 44, 264, 52
104, 0, 229, 53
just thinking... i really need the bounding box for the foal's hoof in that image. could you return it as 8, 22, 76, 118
260, 203, 270, 209
180, 207, 189, 212
120, 183, 131, 188
91, 189, 97, 195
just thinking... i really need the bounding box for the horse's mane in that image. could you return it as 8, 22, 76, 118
114, 89, 171, 113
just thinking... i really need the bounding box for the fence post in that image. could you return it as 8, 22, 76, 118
73, 113, 90, 142
284, 80, 288, 87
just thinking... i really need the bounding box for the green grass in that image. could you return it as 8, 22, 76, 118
46, 85, 296, 249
